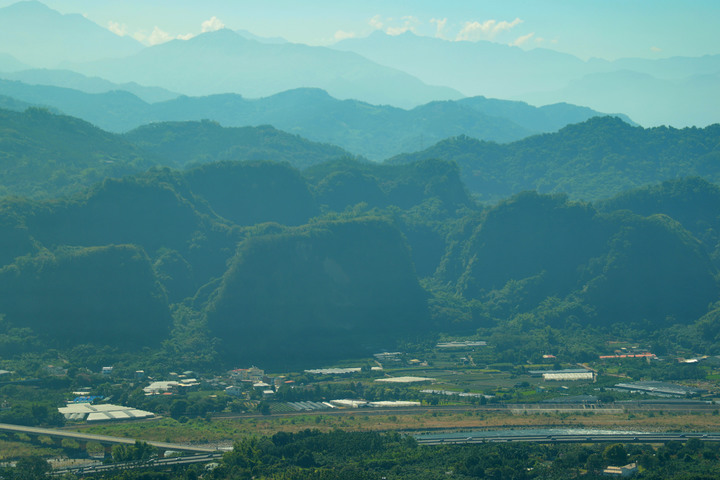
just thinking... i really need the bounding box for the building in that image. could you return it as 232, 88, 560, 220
528, 368, 595, 381
436, 341, 487, 349
143, 381, 180, 395
613, 381, 704, 397
603, 462, 638, 477
543, 371, 595, 381
230, 366, 265, 383
225, 385, 244, 397
375, 376, 435, 383
59, 403, 154, 422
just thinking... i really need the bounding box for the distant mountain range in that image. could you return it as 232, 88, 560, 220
0, 0, 143, 67
64, 28, 462, 108
0, 76, 632, 160
0, 1, 716, 128
0, 68, 180, 103
0, 52, 28, 72
333, 31, 720, 127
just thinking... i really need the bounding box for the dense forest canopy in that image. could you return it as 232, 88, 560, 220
0, 140, 718, 370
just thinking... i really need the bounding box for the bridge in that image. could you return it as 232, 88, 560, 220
0, 422, 220, 458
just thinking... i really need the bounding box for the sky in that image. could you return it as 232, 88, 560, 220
2, 0, 719, 61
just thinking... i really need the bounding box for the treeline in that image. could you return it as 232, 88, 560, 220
7, 430, 720, 479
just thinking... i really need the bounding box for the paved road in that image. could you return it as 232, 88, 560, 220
50, 453, 224, 476
416, 432, 720, 445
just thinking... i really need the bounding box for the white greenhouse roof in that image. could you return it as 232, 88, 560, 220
59, 403, 154, 422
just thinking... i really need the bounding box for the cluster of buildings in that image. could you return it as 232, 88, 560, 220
143, 372, 201, 395
224, 366, 286, 398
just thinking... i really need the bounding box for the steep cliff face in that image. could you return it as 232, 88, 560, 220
205, 218, 429, 368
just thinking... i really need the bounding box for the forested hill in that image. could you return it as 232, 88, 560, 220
0, 108, 355, 199
1, 153, 719, 369
597, 177, 720, 267
0, 158, 468, 369
388, 117, 720, 202
122, 120, 353, 170
0, 107, 156, 198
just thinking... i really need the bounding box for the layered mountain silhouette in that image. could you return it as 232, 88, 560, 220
65, 28, 463, 108
0, 77, 632, 160
0, 0, 143, 67
333, 31, 720, 127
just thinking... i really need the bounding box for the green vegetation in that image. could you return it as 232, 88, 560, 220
389, 117, 720, 202
0, 144, 718, 371
0, 107, 156, 199
1, 105, 720, 477
5, 429, 720, 479
123, 119, 354, 170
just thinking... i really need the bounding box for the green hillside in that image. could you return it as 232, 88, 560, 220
597, 177, 720, 266
205, 218, 429, 369
0, 114, 718, 370
0, 107, 157, 198
388, 117, 720, 202
123, 120, 353, 169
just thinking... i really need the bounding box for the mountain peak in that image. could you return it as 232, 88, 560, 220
2, 0, 58, 17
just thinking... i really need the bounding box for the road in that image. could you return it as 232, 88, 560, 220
416, 432, 720, 445
50, 453, 224, 476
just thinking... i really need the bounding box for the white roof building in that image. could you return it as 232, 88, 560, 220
543, 372, 595, 381
143, 381, 180, 394
375, 376, 435, 383
59, 403, 154, 422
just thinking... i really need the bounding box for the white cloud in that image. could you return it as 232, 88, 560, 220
430, 17, 448, 39
107, 21, 127, 37
201, 16, 225, 33
134, 26, 183, 45
456, 17, 523, 42
369, 15, 384, 30
177, 33, 196, 41
510, 32, 535, 47
651, 46, 662, 52
334, 30, 356, 41
386, 15, 419, 36
148, 26, 173, 45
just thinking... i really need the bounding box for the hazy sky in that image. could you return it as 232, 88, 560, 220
5, 0, 719, 60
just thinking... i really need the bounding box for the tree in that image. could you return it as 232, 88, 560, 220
13, 456, 51, 480
603, 444, 628, 465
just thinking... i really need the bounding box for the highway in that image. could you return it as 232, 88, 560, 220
415, 431, 720, 445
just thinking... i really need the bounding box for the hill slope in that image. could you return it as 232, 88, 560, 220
388, 117, 720, 202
